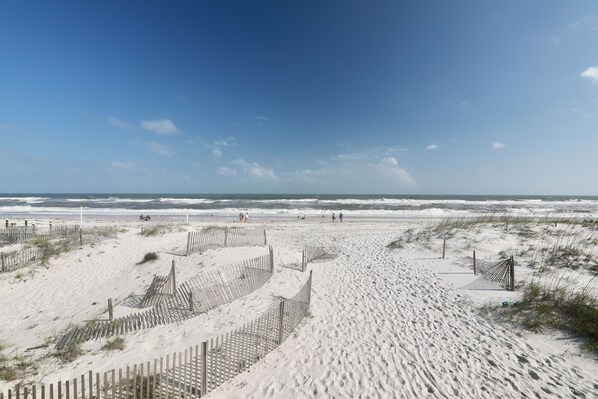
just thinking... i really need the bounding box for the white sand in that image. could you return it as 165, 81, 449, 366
1, 218, 597, 397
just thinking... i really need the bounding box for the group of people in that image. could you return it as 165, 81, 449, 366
238, 212, 250, 223
139, 214, 151, 221
332, 212, 343, 223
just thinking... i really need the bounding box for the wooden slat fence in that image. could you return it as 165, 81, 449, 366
301, 246, 336, 272
1, 246, 47, 272
186, 228, 267, 256
2, 272, 313, 399
0, 226, 80, 245
139, 263, 177, 308
0, 227, 117, 274
475, 255, 515, 291
55, 247, 275, 349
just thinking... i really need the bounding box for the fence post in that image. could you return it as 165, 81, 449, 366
171, 260, 176, 293
224, 228, 228, 247
269, 246, 274, 272
509, 256, 515, 291
201, 341, 207, 395
442, 239, 446, 259
307, 270, 313, 306
189, 292, 193, 312
108, 299, 113, 321
277, 301, 285, 345
186, 232, 191, 256
79, 228, 83, 246
1, 252, 4, 272
263, 230, 267, 245
302, 249, 306, 272
473, 250, 476, 274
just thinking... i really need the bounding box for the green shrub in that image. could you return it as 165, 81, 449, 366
138, 252, 158, 264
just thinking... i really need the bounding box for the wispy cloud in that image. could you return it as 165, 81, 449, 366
569, 17, 598, 31
460, 100, 470, 109
231, 159, 277, 180
213, 137, 237, 147
106, 115, 134, 129
492, 141, 506, 150
110, 160, 134, 169
209, 136, 237, 157
140, 119, 178, 135
253, 115, 270, 121
147, 141, 173, 156
532, 36, 562, 45
218, 166, 238, 177
426, 144, 439, 150
581, 67, 598, 84
370, 157, 416, 185
293, 168, 333, 184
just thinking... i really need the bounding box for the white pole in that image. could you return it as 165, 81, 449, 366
186, 214, 189, 224
80, 206, 83, 227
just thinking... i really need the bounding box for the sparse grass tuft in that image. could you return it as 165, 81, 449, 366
140, 226, 161, 237
503, 277, 598, 353
54, 342, 84, 363
101, 337, 125, 351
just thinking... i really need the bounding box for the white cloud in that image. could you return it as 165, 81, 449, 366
110, 160, 134, 169
231, 159, 277, 180
147, 141, 173, 156
460, 100, 470, 109
569, 17, 598, 32
532, 36, 562, 45
581, 67, 598, 84
371, 157, 416, 185
254, 115, 269, 121
218, 166, 238, 177
212, 148, 222, 157
426, 144, 439, 150
107, 115, 134, 129
140, 119, 178, 135
294, 168, 333, 184
213, 137, 237, 147
492, 141, 506, 150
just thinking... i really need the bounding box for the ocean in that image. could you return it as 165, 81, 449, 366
0, 194, 597, 219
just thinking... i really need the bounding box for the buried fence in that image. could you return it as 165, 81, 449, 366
0, 225, 80, 245
186, 228, 267, 256
55, 248, 275, 349
0, 227, 118, 273
472, 252, 515, 291
1, 272, 313, 399
300, 246, 336, 272
139, 263, 177, 308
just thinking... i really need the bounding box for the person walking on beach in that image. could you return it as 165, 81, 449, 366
239, 212, 244, 223
339, 212, 343, 223
332, 213, 336, 223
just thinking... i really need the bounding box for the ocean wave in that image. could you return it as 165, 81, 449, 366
0, 197, 50, 204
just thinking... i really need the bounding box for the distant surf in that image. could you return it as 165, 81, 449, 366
0, 194, 597, 219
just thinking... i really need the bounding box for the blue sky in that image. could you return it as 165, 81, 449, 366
1, 1, 597, 195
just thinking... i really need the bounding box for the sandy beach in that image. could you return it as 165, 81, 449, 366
0, 216, 596, 398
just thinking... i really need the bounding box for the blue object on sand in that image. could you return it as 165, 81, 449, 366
511, 300, 521, 307
501, 300, 509, 307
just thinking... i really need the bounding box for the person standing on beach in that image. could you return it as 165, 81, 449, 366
339, 212, 343, 223
332, 213, 336, 223
239, 212, 244, 222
